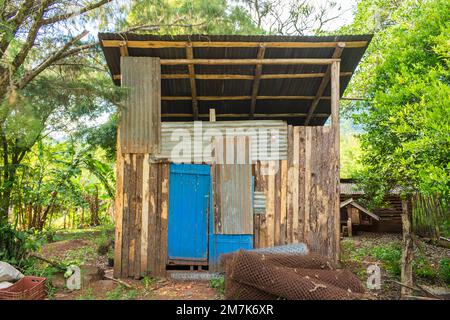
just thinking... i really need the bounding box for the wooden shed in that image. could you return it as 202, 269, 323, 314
99, 34, 372, 278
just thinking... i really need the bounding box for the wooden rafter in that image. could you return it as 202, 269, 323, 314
159, 58, 339, 65
161, 113, 329, 118
103, 40, 368, 49
113, 72, 353, 81
250, 44, 266, 118
186, 43, 198, 119
304, 42, 346, 125
161, 95, 331, 101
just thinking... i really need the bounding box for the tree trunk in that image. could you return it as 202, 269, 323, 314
401, 199, 414, 298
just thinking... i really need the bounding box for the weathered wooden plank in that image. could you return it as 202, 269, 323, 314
159, 163, 169, 276
266, 162, 275, 247
274, 161, 281, 245
147, 163, 158, 275
128, 155, 137, 277
297, 127, 306, 242
113, 130, 124, 278
120, 57, 161, 154
140, 154, 150, 275
121, 154, 132, 278
133, 155, 144, 279
286, 125, 294, 243
331, 60, 341, 263
280, 159, 287, 245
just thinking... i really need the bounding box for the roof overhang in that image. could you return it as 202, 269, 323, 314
99, 33, 372, 125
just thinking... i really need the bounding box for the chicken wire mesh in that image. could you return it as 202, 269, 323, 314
224, 250, 364, 300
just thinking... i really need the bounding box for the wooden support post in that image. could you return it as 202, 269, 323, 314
186, 44, 199, 120
347, 218, 352, 237
250, 44, 266, 118
119, 41, 129, 57
305, 43, 345, 125
331, 60, 341, 264
401, 199, 414, 297
209, 109, 216, 122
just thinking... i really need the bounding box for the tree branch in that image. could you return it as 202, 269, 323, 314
18, 30, 89, 89
41, 0, 112, 25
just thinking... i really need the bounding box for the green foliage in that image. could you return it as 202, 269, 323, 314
210, 276, 225, 295
340, 121, 363, 178
438, 258, 450, 284
0, 224, 46, 266
341, 0, 450, 210
123, 0, 264, 35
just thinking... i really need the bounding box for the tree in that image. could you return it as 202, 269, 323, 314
342, 0, 450, 296
0, 0, 118, 222
240, 0, 345, 35
122, 0, 264, 34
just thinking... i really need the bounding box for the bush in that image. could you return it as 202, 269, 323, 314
0, 224, 45, 266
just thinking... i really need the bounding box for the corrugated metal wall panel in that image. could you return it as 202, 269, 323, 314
214, 164, 253, 234
160, 120, 287, 162
120, 57, 161, 154
254, 191, 266, 214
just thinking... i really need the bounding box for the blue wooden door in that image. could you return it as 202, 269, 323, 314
168, 164, 210, 261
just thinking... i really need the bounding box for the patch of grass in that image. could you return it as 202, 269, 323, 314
414, 256, 438, 280
76, 288, 95, 300
53, 224, 114, 243
367, 244, 402, 277
438, 258, 450, 284
210, 276, 225, 295
105, 285, 124, 300
105, 284, 138, 300
62, 246, 97, 266
142, 276, 155, 289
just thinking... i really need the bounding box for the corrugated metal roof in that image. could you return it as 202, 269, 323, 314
340, 183, 365, 195
99, 33, 372, 125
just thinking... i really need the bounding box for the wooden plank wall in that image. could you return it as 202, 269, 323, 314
253, 125, 340, 262
113, 155, 169, 279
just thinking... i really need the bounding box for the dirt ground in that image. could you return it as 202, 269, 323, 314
37, 229, 449, 300
341, 232, 450, 300
39, 234, 220, 300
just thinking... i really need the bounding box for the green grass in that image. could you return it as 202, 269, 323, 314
52, 224, 114, 243
438, 258, 450, 284
105, 285, 138, 300
76, 288, 95, 300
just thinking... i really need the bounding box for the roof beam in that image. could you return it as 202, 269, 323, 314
102, 40, 368, 49
186, 43, 199, 119
250, 44, 266, 118
304, 42, 346, 125
161, 95, 332, 101
113, 72, 353, 81
161, 113, 330, 118
160, 58, 339, 65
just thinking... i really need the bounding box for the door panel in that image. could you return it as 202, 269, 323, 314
168, 164, 210, 261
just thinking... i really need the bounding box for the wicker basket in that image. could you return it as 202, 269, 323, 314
0, 276, 46, 300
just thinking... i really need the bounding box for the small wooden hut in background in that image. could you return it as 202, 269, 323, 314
99, 34, 371, 278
